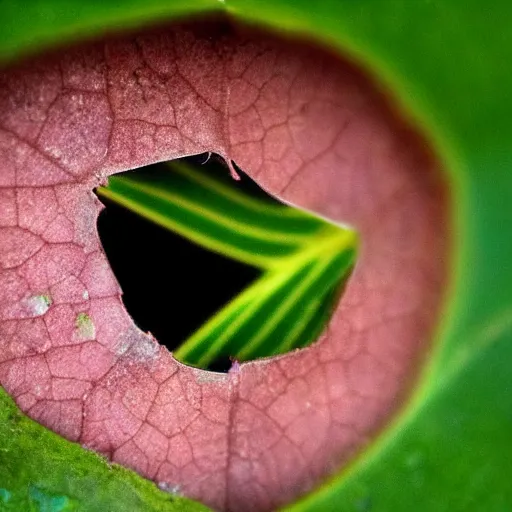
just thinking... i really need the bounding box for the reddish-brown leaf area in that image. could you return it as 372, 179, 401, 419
0, 19, 448, 511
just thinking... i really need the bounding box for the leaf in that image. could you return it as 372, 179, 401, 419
97, 159, 357, 369
0, 2, 510, 512
0, 386, 210, 511
0, 0, 221, 64
0, 23, 446, 510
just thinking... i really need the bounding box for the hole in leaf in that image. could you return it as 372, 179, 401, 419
95, 153, 358, 372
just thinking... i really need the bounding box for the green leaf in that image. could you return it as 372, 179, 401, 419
0, 386, 210, 512
0, 0, 221, 64
98, 161, 331, 269
97, 160, 358, 369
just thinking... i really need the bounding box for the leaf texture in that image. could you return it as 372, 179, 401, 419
0, 15, 448, 512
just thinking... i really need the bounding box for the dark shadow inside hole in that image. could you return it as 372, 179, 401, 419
95, 154, 283, 372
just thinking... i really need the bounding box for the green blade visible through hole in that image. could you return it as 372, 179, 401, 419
97, 158, 358, 370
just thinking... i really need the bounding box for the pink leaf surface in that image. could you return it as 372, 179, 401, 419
0, 20, 448, 511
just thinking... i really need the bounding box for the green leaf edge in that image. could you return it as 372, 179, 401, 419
0, 386, 211, 512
